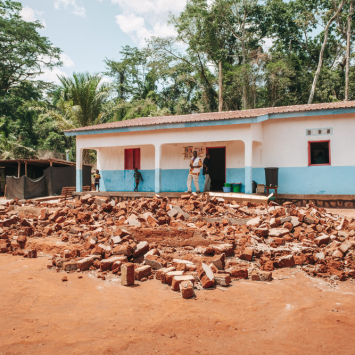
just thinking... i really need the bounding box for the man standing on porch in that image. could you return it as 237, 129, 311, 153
187, 151, 202, 193
203, 153, 211, 192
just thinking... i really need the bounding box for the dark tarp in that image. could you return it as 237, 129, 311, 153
44, 166, 76, 196
44, 166, 91, 196
6, 176, 46, 200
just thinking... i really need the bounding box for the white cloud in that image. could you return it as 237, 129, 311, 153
20, 6, 47, 27
116, 13, 177, 46
112, 0, 186, 46
54, 0, 86, 17
37, 67, 68, 85
34, 53, 74, 84
60, 53, 75, 68
20, 6, 36, 22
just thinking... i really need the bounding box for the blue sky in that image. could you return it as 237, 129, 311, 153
19, 0, 187, 84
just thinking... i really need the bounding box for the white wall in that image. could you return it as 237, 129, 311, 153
97, 145, 155, 171
262, 114, 355, 167
76, 112, 355, 169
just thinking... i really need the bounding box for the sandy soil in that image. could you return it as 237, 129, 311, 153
0, 255, 355, 355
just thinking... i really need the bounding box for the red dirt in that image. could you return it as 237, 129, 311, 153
1, 254, 355, 355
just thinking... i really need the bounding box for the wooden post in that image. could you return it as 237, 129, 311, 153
50, 160, 53, 167
17, 161, 20, 178
25, 161, 27, 177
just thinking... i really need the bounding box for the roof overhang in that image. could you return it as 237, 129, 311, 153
64, 106, 355, 137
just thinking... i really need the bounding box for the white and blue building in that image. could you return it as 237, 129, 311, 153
65, 101, 355, 197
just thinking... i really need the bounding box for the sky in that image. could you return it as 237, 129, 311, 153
19, 0, 188, 84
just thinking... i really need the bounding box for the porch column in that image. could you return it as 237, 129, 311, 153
245, 141, 253, 194
76, 148, 83, 192
155, 144, 162, 193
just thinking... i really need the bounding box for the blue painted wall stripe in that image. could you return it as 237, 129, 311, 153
85, 166, 355, 195
76, 169, 82, 192
65, 107, 355, 136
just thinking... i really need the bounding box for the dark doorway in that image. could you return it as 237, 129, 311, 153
206, 147, 226, 192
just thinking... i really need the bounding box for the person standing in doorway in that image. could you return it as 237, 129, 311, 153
203, 153, 211, 192
187, 151, 202, 193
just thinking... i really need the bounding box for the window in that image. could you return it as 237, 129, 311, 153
308, 141, 330, 166
124, 148, 140, 170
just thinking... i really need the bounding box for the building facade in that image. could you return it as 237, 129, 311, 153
65, 101, 355, 196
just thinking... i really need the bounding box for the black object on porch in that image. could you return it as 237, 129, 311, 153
207, 147, 226, 192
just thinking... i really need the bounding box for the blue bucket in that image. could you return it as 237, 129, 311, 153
223, 186, 231, 193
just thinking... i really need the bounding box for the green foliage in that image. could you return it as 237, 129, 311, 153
0, 0, 61, 92
1, 0, 355, 164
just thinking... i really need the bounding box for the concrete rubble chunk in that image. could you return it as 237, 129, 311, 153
247, 216, 261, 227
202, 263, 214, 281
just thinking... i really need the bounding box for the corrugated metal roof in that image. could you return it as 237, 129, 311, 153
65, 101, 355, 133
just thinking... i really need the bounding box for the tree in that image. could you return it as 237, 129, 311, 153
308, 0, 346, 104
56, 72, 112, 128
0, 0, 62, 92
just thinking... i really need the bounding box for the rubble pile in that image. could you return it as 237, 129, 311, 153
1, 193, 355, 298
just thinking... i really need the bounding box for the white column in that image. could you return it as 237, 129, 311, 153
245, 140, 253, 194
155, 144, 162, 193
76, 147, 83, 192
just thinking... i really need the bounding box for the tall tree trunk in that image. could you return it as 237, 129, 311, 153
346, 0, 353, 100
308, 0, 345, 104
219, 61, 223, 112
241, 9, 247, 110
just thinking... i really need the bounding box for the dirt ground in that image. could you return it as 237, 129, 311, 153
1, 206, 355, 354
0, 254, 354, 355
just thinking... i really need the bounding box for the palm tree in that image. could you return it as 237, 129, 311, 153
38, 73, 112, 164
57, 72, 112, 128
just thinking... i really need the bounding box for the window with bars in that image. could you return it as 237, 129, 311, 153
124, 148, 141, 170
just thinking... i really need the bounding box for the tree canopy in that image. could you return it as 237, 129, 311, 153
1, 0, 355, 162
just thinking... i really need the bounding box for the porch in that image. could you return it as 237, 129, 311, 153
75, 122, 264, 195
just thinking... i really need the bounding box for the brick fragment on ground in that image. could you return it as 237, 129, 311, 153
171, 275, 195, 291
214, 273, 231, 286
121, 263, 135, 286
135, 265, 152, 280
180, 280, 194, 299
